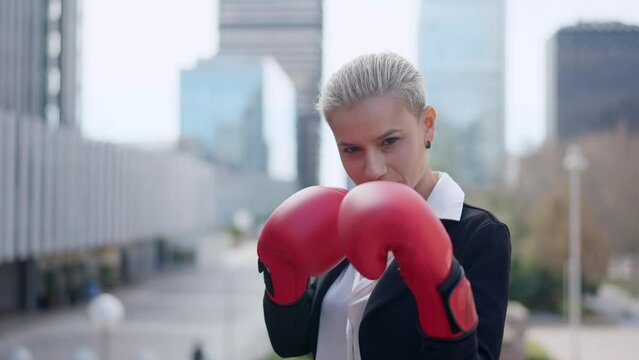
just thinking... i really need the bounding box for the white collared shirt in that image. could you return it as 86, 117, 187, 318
316, 172, 465, 360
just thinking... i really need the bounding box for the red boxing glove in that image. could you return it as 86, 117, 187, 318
338, 181, 478, 339
257, 186, 347, 305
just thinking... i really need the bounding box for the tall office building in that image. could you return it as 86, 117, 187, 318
180, 54, 298, 228
1, 0, 217, 313
418, 0, 505, 186
547, 22, 639, 141
218, 0, 322, 188
180, 54, 297, 182
0, 0, 79, 128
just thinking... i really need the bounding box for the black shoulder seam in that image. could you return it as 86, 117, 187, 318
462, 203, 503, 224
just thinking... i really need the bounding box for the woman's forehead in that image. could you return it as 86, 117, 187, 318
328, 96, 413, 123
329, 101, 416, 143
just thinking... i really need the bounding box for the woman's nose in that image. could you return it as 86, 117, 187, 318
363, 151, 386, 182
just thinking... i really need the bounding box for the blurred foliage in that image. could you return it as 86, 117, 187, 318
171, 245, 196, 265
430, 114, 462, 180
525, 339, 554, 360
156, 237, 169, 269
609, 280, 639, 298
518, 125, 639, 254
527, 187, 609, 290
468, 190, 560, 311
465, 189, 529, 257
468, 186, 609, 311
466, 125, 639, 311
470, 176, 603, 307
508, 256, 563, 311
227, 225, 244, 247
97, 263, 117, 289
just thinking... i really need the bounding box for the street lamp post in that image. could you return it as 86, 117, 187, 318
222, 210, 254, 360
563, 144, 587, 360
88, 293, 125, 360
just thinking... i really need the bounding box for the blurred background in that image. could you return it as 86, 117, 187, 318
1, 0, 638, 359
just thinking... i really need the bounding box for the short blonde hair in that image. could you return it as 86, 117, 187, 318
317, 52, 426, 119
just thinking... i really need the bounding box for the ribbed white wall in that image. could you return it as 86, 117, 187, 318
0, 111, 215, 264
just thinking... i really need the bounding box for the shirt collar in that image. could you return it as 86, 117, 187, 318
425, 172, 465, 221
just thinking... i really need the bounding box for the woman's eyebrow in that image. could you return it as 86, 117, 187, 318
337, 128, 402, 147
337, 140, 357, 147
374, 128, 401, 141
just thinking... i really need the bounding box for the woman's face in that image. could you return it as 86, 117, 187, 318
327, 95, 436, 190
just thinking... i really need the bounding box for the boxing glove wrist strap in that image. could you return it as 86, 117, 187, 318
434, 258, 478, 337
258, 259, 275, 297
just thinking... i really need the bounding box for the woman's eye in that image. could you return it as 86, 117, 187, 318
343, 146, 359, 154
382, 137, 399, 146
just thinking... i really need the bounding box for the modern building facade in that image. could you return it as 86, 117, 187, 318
0, 110, 215, 311
547, 22, 639, 141
0, 0, 216, 313
418, 0, 506, 186
180, 54, 297, 182
218, 0, 322, 188
180, 54, 298, 229
0, 0, 79, 128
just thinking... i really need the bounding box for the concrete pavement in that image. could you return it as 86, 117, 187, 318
0, 235, 273, 360
527, 321, 639, 360
527, 282, 639, 360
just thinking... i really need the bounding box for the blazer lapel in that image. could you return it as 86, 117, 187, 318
315, 259, 349, 297
362, 259, 408, 319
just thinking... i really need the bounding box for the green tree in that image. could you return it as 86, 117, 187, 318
528, 186, 609, 291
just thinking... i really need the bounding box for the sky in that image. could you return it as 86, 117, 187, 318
81, 0, 639, 186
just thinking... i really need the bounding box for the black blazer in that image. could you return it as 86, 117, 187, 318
263, 203, 511, 360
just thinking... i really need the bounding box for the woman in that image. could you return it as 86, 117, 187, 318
257, 52, 511, 360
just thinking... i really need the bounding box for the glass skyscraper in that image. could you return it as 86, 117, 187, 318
180, 54, 297, 182
547, 22, 639, 141
218, 0, 322, 188
418, 0, 506, 186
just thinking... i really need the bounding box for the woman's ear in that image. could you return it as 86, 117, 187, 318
422, 106, 437, 144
